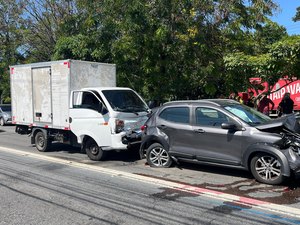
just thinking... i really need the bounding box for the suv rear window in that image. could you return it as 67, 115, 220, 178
159, 107, 189, 124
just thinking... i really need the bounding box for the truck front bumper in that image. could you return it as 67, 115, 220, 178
104, 130, 142, 151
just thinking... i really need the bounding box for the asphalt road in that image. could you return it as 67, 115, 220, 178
1, 125, 300, 224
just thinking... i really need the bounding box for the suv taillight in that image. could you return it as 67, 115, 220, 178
141, 125, 147, 131
115, 119, 124, 133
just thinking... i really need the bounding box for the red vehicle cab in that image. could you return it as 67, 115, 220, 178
243, 77, 300, 117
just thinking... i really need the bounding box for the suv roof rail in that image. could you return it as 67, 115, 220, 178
163, 99, 238, 107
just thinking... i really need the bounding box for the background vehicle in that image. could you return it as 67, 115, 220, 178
11, 60, 149, 161
239, 77, 300, 117
140, 99, 300, 185
0, 104, 12, 126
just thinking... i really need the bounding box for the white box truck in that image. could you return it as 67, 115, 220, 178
10, 59, 150, 160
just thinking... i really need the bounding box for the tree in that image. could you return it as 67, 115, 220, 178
0, 0, 24, 103
0, 0, 280, 102
20, 0, 78, 62
293, 7, 300, 22
224, 35, 300, 95
53, 0, 279, 101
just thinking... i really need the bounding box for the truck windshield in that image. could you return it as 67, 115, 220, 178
102, 90, 149, 113
224, 104, 271, 125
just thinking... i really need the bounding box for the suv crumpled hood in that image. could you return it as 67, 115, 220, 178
255, 114, 300, 133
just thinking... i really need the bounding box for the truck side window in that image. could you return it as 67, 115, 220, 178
81, 93, 99, 111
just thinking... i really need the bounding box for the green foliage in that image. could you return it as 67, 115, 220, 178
0, 0, 25, 103
293, 6, 300, 22
2, 0, 299, 103
224, 35, 300, 93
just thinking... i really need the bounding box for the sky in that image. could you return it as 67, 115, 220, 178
271, 0, 300, 35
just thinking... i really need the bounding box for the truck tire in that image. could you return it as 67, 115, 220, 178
85, 138, 107, 161
35, 131, 51, 152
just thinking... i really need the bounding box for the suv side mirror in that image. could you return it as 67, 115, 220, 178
221, 122, 237, 130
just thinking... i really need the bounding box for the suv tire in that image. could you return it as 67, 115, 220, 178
250, 153, 285, 185
146, 143, 172, 168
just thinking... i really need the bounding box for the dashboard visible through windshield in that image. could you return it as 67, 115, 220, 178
102, 90, 149, 113
224, 104, 271, 125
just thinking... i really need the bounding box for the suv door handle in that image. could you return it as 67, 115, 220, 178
194, 129, 205, 133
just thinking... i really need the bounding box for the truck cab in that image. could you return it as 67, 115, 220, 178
70, 87, 150, 160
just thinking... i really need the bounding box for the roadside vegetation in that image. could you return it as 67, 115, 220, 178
1, 0, 300, 103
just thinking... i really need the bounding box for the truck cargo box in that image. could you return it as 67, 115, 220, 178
10, 60, 116, 130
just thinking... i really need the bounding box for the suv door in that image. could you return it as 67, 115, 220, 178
192, 106, 244, 166
156, 106, 195, 158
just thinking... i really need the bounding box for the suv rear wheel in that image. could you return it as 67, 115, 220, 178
146, 143, 172, 168
250, 153, 285, 185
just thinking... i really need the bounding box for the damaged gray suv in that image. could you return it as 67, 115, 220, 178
140, 99, 300, 185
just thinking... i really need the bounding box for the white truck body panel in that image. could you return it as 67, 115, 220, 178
69, 87, 149, 149
69, 107, 112, 147
10, 60, 116, 129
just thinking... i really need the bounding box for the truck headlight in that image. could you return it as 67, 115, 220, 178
115, 119, 124, 133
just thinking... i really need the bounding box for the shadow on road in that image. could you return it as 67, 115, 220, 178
44, 143, 141, 162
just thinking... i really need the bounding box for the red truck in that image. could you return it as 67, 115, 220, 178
240, 77, 300, 116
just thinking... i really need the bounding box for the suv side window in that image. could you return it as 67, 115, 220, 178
196, 107, 230, 127
159, 107, 189, 124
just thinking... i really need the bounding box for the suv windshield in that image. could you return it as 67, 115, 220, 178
102, 90, 148, 113
224, 104, 271, 125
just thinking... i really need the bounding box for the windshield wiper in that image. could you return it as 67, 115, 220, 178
124, 106, 148, 112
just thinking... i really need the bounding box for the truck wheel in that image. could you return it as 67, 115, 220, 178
35, 131, 51, 152
250, 153, 285, 185
0, 118, 5, 126
85, 138, 107, 161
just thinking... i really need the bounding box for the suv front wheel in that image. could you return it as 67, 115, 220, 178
250, 153, 285, 185
146, 143, 172, 168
